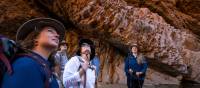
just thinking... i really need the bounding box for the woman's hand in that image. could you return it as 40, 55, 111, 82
129, 69, 133, 74
81, 61, 89, 71
79, 61, 89, 76
136, 72, 143, 77
82, 53, 90, 61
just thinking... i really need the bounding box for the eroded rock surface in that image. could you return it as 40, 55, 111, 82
1, 0, 200, 85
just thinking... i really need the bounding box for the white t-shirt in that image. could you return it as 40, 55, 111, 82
63, 56, 96, 88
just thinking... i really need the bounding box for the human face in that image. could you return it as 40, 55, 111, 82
81, 43, 91, 61
131, 46, 138, 54
81, 43, 91, 54
36, 26, 60, 50
60, 44, 67, 51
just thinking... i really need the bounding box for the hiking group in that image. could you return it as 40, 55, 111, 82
0, 17, 148, 88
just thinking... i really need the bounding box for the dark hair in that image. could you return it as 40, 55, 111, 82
20, 30, 41, 49
48, 52, 58, 68
20, 25, 51, 49
58, 42, 68, 50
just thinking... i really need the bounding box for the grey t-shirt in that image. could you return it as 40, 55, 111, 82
55, 51, 68, 73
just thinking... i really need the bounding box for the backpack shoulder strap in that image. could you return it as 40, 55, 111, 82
76, 56, 84, 63
75, 56, 83, 71
0, 52, 12, 74
75, 56, 87, 88
16, 53, 51, 88
0, 35, 18, 75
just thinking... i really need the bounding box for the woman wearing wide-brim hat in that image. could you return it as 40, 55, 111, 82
63, 38, 96, 88
124, 44, 148, 88
1, 18, 65, 88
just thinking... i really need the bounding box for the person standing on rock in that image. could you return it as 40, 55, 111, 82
63, 39, 96, 88
124, 44, 148, 88
91, 53, 100, 87
54, 40, 68, 79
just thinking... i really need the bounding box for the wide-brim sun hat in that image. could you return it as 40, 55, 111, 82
59, 40, 68, 46
131, 43, 138, 48
79, 39, 94, 47
16, 18, 65, 42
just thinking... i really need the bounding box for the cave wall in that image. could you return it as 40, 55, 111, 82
64, 30, 180, 85
31, 0, 200, 82
0, 0, 200, 86
0, 0, 47, 39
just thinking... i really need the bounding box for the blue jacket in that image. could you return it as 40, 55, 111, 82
91, 56, 100, 77
124, 54, 148, 80
1, 51, 59, 88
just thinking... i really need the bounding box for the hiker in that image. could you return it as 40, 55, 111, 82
124, 44, 148, 88
91, 53, 100, 87
50, 54, 65, 88
63, 39, 96, 88
1, 18, 65, 88
91, 53, 100, 78
54, 40, 68, 80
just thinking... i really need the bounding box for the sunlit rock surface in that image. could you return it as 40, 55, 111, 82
0, 0, 200, 87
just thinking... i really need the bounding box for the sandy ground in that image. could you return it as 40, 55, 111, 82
98, 83, 127, 88
97, 83, 182, 88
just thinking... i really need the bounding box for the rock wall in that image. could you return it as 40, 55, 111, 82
125, 0, 200, 35
29, 0, 200, 83
64, 30, 180, 85
0, 0, 200, 86
0, 0, 46, 39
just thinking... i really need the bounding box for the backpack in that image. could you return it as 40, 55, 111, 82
0, 35, 51, 88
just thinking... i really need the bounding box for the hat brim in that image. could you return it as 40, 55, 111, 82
59, 42, 68, 46
16, 18, 65, 42
79, 39, 94, 46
